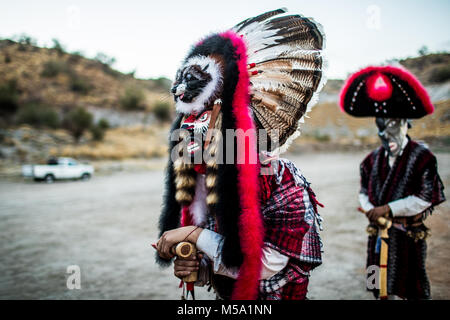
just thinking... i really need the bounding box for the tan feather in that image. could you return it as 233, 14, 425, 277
232, 8, 326, 151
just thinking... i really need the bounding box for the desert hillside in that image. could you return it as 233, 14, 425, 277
0, 39, 172, 109
0, 37, 449, 168
0, 38, 174, 166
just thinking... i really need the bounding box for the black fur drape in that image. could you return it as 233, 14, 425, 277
157, 35, 246, 268
156, 114, 183, 266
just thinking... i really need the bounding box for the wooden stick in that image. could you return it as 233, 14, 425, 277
172, 242, 198, 283
151, 241, 198, 283
358, 207, 392, 229
358, 207, 390, 298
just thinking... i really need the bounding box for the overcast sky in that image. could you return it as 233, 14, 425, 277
1, 0, 449, 80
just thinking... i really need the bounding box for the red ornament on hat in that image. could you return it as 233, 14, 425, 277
366, 73, 393, 102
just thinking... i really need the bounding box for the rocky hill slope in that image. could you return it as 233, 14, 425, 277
0, 38, 449, 166
0, 39, 173, 127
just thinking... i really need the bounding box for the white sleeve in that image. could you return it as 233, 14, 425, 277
388, 195, 432, 217
260, 247, 289, 279
196, 229, 289, 280
359, 193, 375, 212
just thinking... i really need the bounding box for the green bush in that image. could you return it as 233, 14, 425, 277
97, 118, 110, 130
63, 107, 93, 142
90, 125, 105, 141
0, 79, 20, 116
429, 66, 450, 83
69, 74, 92, 94
68, 51, 84, 63
94, 52, 121, 78
15, 34, 37, 52
40, 60, 92, 93
120, 86, 146, 110
90, 118, 110, 141
153, 101, 172, 122
16, 104, 60, 129
40, 60, 69, 78
17, 34, 37, 46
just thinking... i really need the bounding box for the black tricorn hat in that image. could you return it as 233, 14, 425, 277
339, 66, 434, 118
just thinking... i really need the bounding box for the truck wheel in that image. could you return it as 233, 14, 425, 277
81, 173, 91, 181
44, 174, 55, 183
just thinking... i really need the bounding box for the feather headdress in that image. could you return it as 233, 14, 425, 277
234, 8, 327, 152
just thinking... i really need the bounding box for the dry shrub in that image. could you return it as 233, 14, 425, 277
50, 125, 168, 160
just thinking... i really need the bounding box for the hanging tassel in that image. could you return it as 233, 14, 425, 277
174, 242, 198, 300
180, 281, 186, 300
186, 282, 195, 300
179, 281, 195, 300
203, 101, 222, 150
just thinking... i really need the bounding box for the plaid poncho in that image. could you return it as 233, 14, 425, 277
361, 139, 445, 299
206, 158, 323, 300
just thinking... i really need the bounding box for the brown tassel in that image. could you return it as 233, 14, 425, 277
203, 101, 222, 150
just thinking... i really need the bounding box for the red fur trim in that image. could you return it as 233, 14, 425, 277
366, 73, 393, 101
339, 66, 434, 114
220, 31, 264, 300
181, 205, 193, 227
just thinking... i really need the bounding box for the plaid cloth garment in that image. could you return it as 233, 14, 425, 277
201, 158, 324, 300
257, 159, 323, 300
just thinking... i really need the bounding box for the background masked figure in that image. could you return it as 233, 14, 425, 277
155, 9, 326, 300
340, 66, 446, 299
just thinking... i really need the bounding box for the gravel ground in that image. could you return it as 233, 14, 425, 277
0, 152, 448, 300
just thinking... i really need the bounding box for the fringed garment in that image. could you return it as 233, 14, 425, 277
360, 139, 445, 299
203, 159, 323, 300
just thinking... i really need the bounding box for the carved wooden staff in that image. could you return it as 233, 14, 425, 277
172, 242, 197, 300
152, 241, 198, 299
172, 242, 198, 282
358, 207, 392, 299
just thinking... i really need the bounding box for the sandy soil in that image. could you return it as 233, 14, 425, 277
0, 152, 448, 300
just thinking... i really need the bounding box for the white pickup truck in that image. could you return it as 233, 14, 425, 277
22, 157, 94, 183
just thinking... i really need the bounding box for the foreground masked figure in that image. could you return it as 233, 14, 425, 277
155, 8, 326, 300
340, 66, 446, 299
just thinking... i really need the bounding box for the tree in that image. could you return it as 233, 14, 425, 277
90, 118, 110, 141
153, 101, 172, 122
119, 86, 146, 110
63, 107, 93, 142
94, 52, 116, 67
0, 79, 20, 117
52, 38, 65, 56
418, 46, 429, 56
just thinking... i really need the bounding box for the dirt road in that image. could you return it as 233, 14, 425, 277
0, 152, 448, 299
